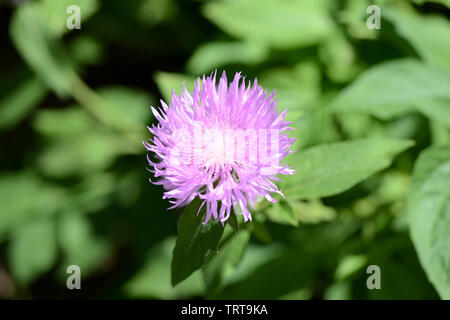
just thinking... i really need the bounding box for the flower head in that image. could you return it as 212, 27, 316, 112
144, 71, 295, 224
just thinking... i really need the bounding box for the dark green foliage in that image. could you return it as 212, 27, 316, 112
0, 0, 449, 299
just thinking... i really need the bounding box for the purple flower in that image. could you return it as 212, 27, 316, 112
144, 71, 295, 224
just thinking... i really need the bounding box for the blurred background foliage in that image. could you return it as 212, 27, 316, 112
0, 0, 449, 299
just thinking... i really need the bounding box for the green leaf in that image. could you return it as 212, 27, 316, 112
10, 2, 74, 97
336, 113, 375, 139
37, 129, 135, 178
292, 106, 340, 151
318, 30, 360, 83
203, 227, 251, 296
33, 107, 95, 137
282, 138, 414, 199
38, 0, 100, 37
226, 243, 282, 285
58, 213, 111, 277
431, 121, 450, 146
125, 238, 205, 299
408, 147, 450, 196
290, 199, 336, 224
0, 173, 67, 240
154, 72, 197, 102
414, 98, 450, 129
0, 75, 47, 130
216, 246, 316, 299
217, 221, 357, 299
338, 0, 376, 40
227, 212, 240, 233
264, 200, 299, 227
34, 107, 138, 178
171, 198, 225, 286
329, 59, 450, 119
8, 218, 57, 285
69, 173, 117, 214
412, 0, 450, 9
408, 146, 450, 299
374, 172, 411, 205
259, 61, 322, 113
324, 282, 351, 300
186, 41, 269, 74
134, 0, 176, 27
384, 7, 450, 72
334, 254, 367, 281
34, 84, 154, 137
97, 86, 155, 130
202, 0, 334, 49
69, 35, 104, 66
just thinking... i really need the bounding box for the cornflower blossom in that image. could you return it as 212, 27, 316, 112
144, 71, 295, 224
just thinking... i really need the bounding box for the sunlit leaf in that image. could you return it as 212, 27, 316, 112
38, 0, 100, 37
338, 0, 376, 39
334, 255, 367, 281
58, 213, 111, 277
0, 75, 46, 130
8, 218, 57, 285
319, 30, 360, 83
431, 121, 450, 146
264, 201, 298, 227
324, 282, 351, 300
0, 173, 67, 240
408, 146, 450, 299
290, 199, 336, 224
329, 59, 450, 119
202, 0, 334, 49
384, 7, 450, 72
98, 86, 155, 130
33, 107, 95, 137
69, 35, 104, 66
10, 2, 74, 96
414, 98, 450, 129
37, 130, 135, 178
282, 138, 414, 199
260, 61, 322, 113
187, 41, 269, 74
